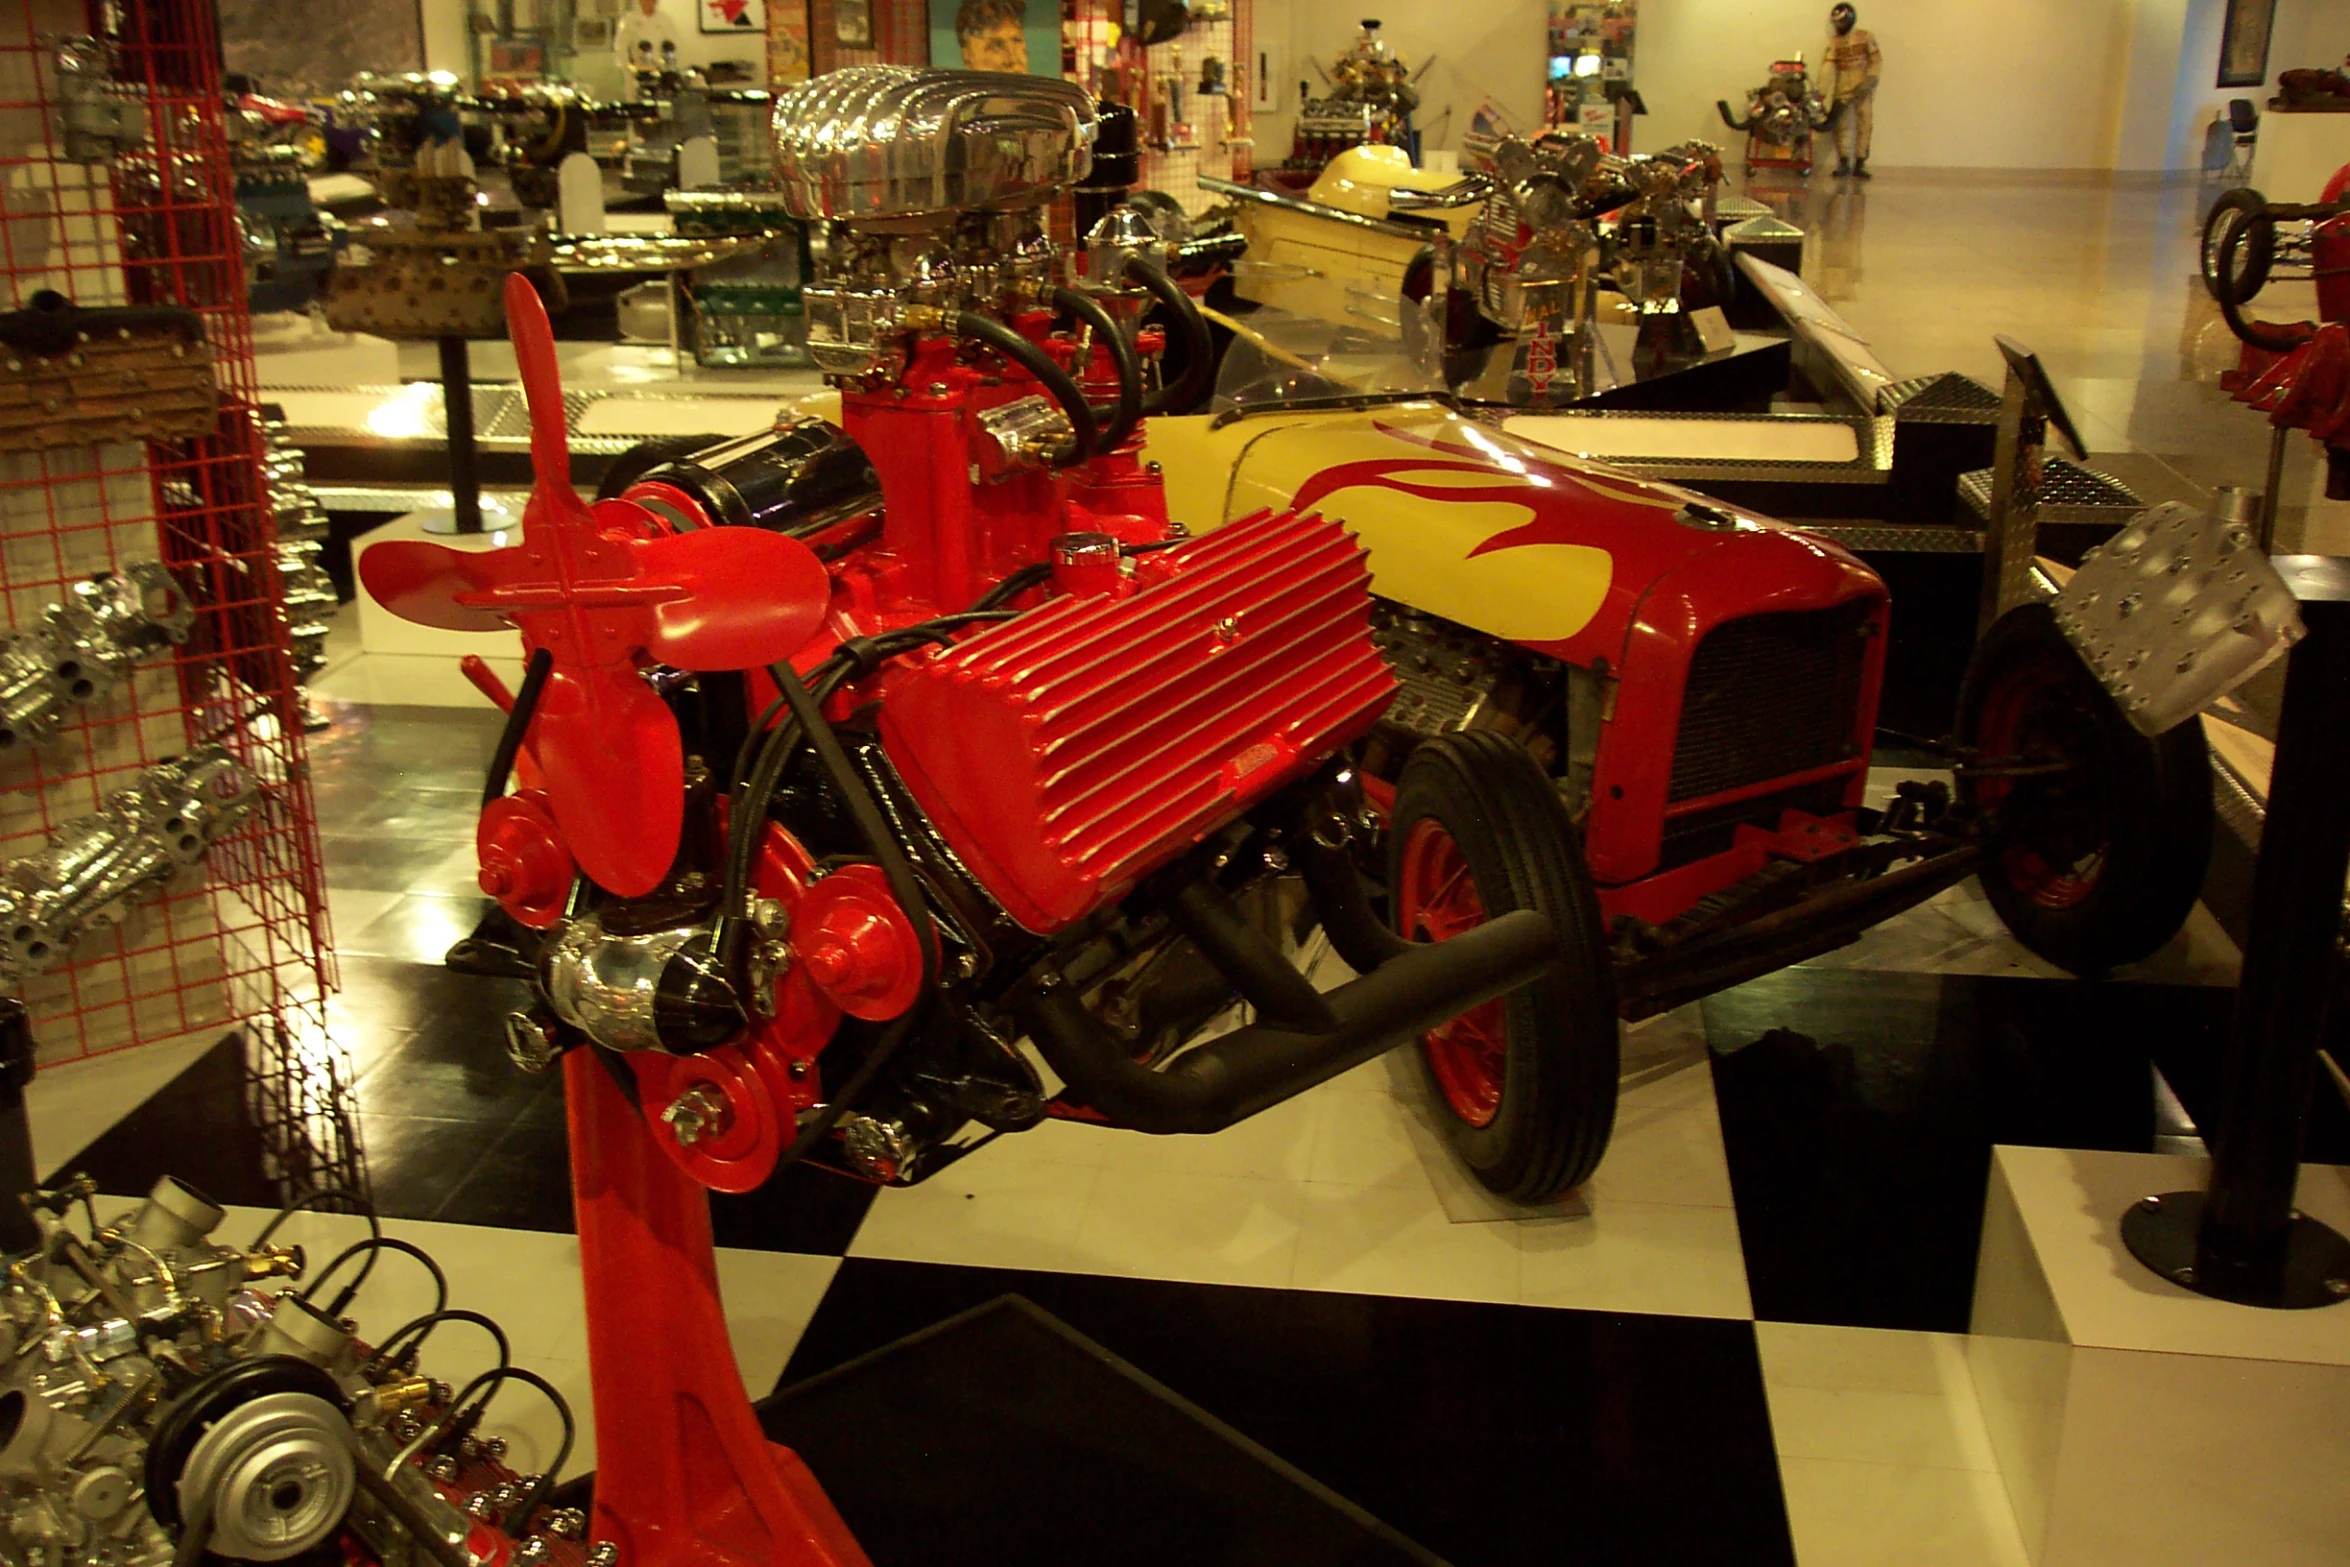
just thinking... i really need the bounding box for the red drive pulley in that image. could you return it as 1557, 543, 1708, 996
634, 823, 842, 1193
792, 863, 925, 1022
476, 790, 573, 929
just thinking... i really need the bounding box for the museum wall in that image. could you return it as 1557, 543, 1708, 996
1250, 0, 1546, 162
1255, 0, 2335, 173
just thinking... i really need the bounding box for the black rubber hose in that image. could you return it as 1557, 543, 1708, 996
2216, 211, 2305, 354
1051, 284, 1142, 456
953, 311, 1094, 468
1125, 257, 1214, 416
299, 1236, 449, 1317
364, 1307, 512, 1373
482, 646, 554, 809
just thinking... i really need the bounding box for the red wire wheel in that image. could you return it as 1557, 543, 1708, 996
1956, 603, 2213, 974
1395, 819, 1508, 1127
1387, 730, 1620, 1202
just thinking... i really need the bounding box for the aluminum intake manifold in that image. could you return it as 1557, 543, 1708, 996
0, 747, 258, 981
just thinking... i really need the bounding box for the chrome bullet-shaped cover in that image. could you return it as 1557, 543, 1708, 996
769, 66, 1097, 223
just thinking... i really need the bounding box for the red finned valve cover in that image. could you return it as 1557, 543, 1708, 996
877, 509, 1399, 932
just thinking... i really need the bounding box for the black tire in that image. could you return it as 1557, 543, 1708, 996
1955, 603, 2212, 974
1389, 730, 1619, 1201
2202, 188, 2274, 302
593, 433, 727, 502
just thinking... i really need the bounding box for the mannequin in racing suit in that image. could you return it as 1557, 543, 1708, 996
1824, 4, 1880, 178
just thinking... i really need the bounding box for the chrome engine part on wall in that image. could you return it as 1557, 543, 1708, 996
0, 562, 193, 754
0, 748, 258, 982
258, 416, 337, 687
0, 1174, 564, 1567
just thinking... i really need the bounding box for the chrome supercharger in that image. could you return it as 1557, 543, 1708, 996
360, 65, 1559, 1567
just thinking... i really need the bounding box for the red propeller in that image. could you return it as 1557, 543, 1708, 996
361, 274, 832, 897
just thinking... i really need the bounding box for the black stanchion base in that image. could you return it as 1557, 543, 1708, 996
2121, 1190, 2350, 1309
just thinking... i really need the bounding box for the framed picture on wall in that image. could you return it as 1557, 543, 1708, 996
928, 0, 1058, 75
836, 0, 872, 47
701, 0, 765, 34
2217, 0, 2275, 89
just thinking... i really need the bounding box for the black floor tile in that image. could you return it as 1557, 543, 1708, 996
780, 1259, 1796, 1567
1704, 967, 2235, 1332
319, 835, 477, 896
764, 1295, 1443, 1567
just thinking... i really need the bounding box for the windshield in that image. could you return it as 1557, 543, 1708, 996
1206, 295, 1444, 414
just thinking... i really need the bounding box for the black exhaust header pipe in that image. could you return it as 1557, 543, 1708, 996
1018, 910, 1556, 1135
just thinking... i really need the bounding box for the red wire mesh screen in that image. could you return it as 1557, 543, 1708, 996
0, 0, 331, 1067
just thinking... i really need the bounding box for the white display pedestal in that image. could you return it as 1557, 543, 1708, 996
1969, 1144, 2350, 1566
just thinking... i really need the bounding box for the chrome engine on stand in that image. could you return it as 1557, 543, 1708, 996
0, 1176, 573, 1567
1418, 131, 1729, 404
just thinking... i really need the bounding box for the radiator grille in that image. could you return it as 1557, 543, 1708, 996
1669, 607, 1871, 803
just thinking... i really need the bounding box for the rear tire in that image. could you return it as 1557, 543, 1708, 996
1389, 731, 1619, 1201
2202, 188, 2275, 302
1956, 603, 2212, 974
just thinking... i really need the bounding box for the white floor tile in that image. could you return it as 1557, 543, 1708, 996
1777, 1457, 2030, 1567
850, 1155, 1103, 1274
29, 1036, 217, 1174
1758, 1322, 2003, 1473
1585, 1062, 1736, 1210
1515, 1198, 1754, 1319
1289, 1179, 1521, 1305
1088, 1091, 1322, 1182
1068, 1167, 1304, 1289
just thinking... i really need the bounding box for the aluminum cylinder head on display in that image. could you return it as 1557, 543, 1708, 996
0, 561, 193, 754
769, 66, 1098, 227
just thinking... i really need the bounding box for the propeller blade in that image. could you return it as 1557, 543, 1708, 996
359, 541, 516, 633
632, 529, 832, 671
533, 664, 685, 898
504, 274, 600, 537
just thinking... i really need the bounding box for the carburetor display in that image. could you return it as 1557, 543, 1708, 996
0, 564, 191, 756
0, 1175, 574, 1567
0, 748, 257, 982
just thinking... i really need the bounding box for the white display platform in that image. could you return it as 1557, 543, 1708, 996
2248, 110, 2350, 204
1969, 1144, 2350, 1566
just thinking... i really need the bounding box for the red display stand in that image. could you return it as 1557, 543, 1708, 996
566, 1052, 870, 1567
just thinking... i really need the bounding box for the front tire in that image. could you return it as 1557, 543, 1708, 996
2202, 188, 2274, 302
1956, 603, 2212, 974
1389, 731, 1619, 1201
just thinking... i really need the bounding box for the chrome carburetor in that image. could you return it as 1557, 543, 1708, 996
0, 563, 193, 756
771, 67, 1098, 379
0, 748, 258, 982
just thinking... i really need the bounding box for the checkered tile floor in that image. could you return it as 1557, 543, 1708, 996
21, 681, 2268, 1566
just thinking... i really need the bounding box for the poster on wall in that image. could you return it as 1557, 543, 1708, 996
2217, 0, 2275, 89
768, 0, 811, 79
928, 0, 1058, 75
836, 0, 872, 47
701, 0, 766, 34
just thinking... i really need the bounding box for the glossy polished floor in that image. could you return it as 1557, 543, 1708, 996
22, 165, 2340, 1566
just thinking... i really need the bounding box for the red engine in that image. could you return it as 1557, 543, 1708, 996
879, 510, 1396, 930
362, 67, 1550, 1207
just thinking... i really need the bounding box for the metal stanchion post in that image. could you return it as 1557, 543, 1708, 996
2121, 555, 2350, 1308
2258, 423, 2289, 554
435, 335, 483, 536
